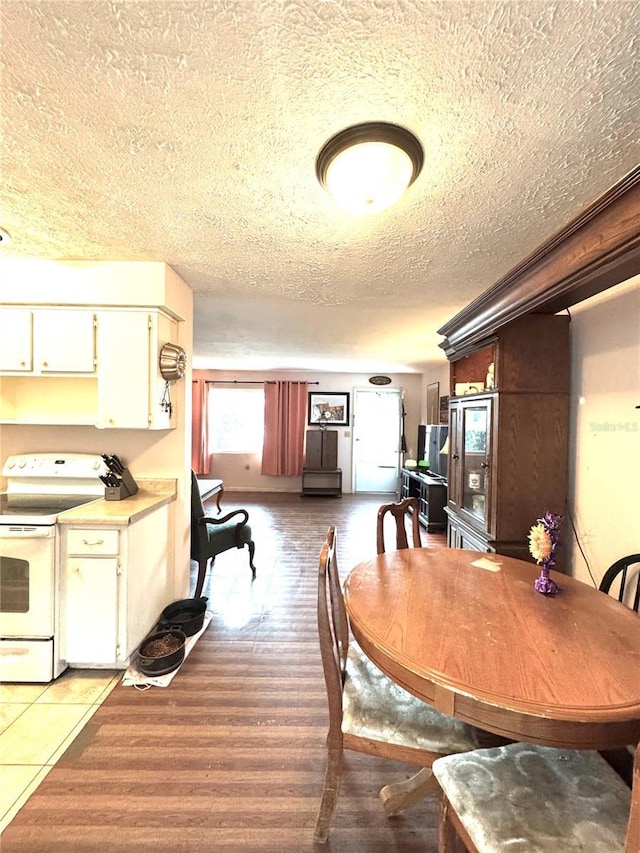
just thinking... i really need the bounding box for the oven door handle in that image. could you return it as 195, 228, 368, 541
0, 525, 56, 539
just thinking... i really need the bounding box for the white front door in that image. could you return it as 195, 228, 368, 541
352, 388, 402, 493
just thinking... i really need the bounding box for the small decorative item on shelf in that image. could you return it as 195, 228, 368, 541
318, 410, 332, 430
467, 470, 482, 490
485, 362, 495, 390
528, 511, 562, 595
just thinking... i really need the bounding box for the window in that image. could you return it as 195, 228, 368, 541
208, 387, 265, 453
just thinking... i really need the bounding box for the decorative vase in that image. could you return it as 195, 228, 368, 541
534, 562, 559, 595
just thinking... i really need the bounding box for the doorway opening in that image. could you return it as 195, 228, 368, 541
352, 388, 402, 494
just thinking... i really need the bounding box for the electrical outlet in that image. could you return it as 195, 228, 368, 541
344, 430, 351, 437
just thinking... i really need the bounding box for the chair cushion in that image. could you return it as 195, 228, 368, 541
342, 643, 479, 754
204, 519, 252, 552
432, 742, 631, 853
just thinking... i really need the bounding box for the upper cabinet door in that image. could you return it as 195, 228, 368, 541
96, 311, 152, 429
33, 310, 96, 373
0, 308, 33, 371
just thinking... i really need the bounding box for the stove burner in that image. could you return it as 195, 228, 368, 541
0, 494, 99, 518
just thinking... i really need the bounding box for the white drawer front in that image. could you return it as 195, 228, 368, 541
66, 528, 120, 555
0, 639, 55, 683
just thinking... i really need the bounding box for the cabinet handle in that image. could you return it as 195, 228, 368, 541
42, 361, 49, 367
82, 538, 104, 546
480, 462, 489, 469
20, 360, 26, 366
452, 453, 459, 460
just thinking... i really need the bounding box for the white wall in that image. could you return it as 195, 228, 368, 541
567, 275, 640, 585
193, 367, 452, 492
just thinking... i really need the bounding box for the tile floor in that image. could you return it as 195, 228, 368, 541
0, 668, 120, 833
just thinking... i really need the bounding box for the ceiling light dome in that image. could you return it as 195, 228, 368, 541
316, 122, 424, 215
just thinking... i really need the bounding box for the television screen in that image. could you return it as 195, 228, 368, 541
419, 424, 448, 482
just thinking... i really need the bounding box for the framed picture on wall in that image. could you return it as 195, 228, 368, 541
308, 392, 350, 426
426, 383, 439, 424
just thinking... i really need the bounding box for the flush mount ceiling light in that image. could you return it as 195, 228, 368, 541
316, 122, 424, 215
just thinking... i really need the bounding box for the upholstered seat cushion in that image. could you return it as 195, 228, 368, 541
342, 643, 479, 754
433, 742, 631, 852
203, 518, 252, 551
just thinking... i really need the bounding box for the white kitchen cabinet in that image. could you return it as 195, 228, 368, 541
0, 308, 32, 371
96, 309, 178, 430
33, 310, 96, 373
0, 306, 179, 429
61, 505, 171, 668
0, 307, 96, 374
64, 556, 120, 664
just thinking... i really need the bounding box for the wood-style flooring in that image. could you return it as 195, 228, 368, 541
1, 492, 446, 852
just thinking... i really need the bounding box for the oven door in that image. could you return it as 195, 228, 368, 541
0, 524, 56, 637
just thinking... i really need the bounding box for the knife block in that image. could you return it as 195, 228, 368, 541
105, 468, 139, 501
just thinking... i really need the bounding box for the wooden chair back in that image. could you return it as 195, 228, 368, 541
317, 526, 349, 746
599, 554, 640, 612
315, 525, 485, 843
377, 497, 421, 554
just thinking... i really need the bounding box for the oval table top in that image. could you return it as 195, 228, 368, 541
343, 548, 640, 749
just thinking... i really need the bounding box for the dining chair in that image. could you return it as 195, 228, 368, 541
190, 470, 256, 598
314, 524, 483, 843
432, 740, 639, 853
376, 496, 421, 554
599, 554, 640, 613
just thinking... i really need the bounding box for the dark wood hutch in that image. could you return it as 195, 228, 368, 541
438, 165, 640, 561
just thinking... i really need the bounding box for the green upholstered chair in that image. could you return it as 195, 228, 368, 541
432, 741, 639, 852
190, 470, 256, 598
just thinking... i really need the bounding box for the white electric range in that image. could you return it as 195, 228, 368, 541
0, 453, 106, 682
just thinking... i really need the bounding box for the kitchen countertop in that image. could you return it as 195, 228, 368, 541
57, 479, 177, 526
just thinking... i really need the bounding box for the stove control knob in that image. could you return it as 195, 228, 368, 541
18, 460, 27, 468
6, 460, 15, 469
92, 461, 101, 469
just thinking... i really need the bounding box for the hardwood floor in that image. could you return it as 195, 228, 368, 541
1, 492, 446, 852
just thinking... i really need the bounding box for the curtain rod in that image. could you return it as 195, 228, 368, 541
202, 380, 319, 385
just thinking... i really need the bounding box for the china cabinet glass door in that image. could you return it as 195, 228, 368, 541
460, 400, 491, 528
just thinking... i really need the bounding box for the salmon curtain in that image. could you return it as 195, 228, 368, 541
191, 379, 211, 475
261, 381, 308, 476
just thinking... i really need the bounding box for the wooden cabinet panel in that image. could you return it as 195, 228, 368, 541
446, 315, 569, 562
402, 469, 447, 532
303, 430, 340, 496
305, 430, 338, 468
302, 469, 342, 496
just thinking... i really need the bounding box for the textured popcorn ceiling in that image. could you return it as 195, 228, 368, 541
1, 0, 639, 372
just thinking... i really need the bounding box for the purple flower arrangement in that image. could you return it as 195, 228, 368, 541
527, 511, 562, 595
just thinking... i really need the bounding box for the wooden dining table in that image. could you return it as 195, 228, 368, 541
343, 548, 640, 751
